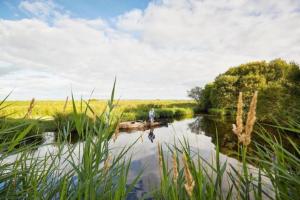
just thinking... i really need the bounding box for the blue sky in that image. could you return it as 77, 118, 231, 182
0, 0, 151, 19
0, 0, 300, 100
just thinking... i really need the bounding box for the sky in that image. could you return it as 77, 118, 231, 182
0, 0, 300, 100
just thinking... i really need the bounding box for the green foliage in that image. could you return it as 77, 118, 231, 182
122, 104, 194, 121
207, 108, 226, 116
187, 86, 203, 105
192, 59, 300, 121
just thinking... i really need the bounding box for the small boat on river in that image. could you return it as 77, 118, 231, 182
118, 120, 168, 132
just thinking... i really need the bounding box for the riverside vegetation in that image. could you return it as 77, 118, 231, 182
0, 86, 299, 199
0, 98, 195, 141
188, 59, 300, 121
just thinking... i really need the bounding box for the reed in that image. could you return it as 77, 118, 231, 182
157, 141, 163, 178
172, 151, 178, 183
244, 91, 258, 141
182, 153, 195, 197
233, 92, 243, 136
104, 154, 112, 173
24, 98, 35, 119
233, 91, 258, 146
62, 96, 68, 113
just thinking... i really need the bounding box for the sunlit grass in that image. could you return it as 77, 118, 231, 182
0, 99, 195, 119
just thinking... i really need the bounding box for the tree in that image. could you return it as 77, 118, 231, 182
210, 75, 238, 109
187, 86, 202, 105
190, 59, 300, 121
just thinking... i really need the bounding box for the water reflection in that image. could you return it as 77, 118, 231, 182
110, 117, 219, 196
188, 115, 238, 155
2, 116, 274, 199
147, 127, 155, 143
188, 115, 300, 156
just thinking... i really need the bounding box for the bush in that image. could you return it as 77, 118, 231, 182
121, 112, 136, 121
156, 108, 174, 119
190, 59, 300, 121
208, 108, 226, 116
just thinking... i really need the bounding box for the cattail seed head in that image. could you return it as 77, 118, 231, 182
182, 153, 195, 197
24, 98, 35, 119
232, 91, 258, 146
104, 154, 112, 173
245, 91, 258, 138
172, 151, 178, 183
233, 92, 243, 136
63, 96, 68, 113
157, 142, 163, 177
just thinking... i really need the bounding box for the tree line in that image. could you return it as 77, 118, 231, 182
188, 59, 300, 121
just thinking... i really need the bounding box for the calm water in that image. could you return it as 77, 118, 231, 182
4, 116, 275, 199
111, 116, 242, 198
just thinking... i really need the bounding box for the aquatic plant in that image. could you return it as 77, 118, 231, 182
172, 151, 178, 183
233, 91, 258, 146
24, 98, 35, 119
182, 153, 195, 197
62, 96, 68, 113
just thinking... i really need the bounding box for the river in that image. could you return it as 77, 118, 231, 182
3, 116, 278, 199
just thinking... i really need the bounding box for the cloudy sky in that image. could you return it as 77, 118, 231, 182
0, 0, 300, 100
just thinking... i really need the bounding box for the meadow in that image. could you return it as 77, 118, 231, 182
0, 98, 195, 140
0, 99, 195, 120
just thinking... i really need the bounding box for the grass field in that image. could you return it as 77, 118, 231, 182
0, 99, 196, 120
0, 99, 196, 139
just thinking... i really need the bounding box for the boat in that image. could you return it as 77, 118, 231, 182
118, 120, 168, 132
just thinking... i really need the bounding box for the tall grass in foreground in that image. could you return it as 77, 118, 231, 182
0, 83, 141, 199
156, 92, 300, 200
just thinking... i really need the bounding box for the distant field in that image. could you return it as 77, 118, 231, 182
1, 99, 196, 120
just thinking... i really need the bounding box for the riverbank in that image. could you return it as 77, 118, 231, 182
0, 100, 196, 141
0, 99, 195, 118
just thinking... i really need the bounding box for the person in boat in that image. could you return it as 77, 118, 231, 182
148, 127, 155, 143
149, 108, 155, 124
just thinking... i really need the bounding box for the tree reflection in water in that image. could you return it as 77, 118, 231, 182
188, 115, 238, 156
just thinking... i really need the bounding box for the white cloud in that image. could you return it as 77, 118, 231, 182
18, 0, 68, 20
0, 0, 300, 100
